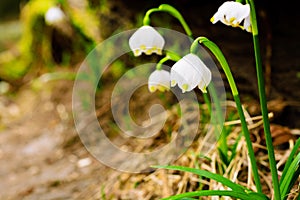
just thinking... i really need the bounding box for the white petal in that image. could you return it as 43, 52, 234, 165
236, 4, 250, 23
45, 6, 66, 25
223, 2, 249, 24
211, 7, 224, 24
171, 56, 197, 92
148, 70, 170, 92
216, 1, 236, 24
171, 53, 211, 93
129, 26, 165, 56
198, 65, 212, 93
243, 15, 252, 32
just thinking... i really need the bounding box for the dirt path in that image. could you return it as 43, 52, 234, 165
0, 79, 114, 200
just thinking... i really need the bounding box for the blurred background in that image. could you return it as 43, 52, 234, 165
0, 0, 299, 126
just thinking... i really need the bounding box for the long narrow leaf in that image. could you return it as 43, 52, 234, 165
160, 190, 269, 200
280, 137, 300, 183
153, 165, 248, 192
280, 152, 300, 200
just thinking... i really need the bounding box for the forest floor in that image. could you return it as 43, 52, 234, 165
0, 63, 299, 200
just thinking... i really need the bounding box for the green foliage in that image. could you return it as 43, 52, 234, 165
279, 138, 300, 200
110, 60, 126, 79
20, 0, 56, 70
280, 152, 300, 200
66, 1, 100, 45
161, 190, 269, 200
0, 0, 55, 80
0, 0, 101, 82
153, 165, 270, 200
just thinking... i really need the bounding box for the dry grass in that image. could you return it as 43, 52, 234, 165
97, 100, 300, 200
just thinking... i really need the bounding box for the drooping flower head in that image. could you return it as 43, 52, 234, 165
210, 1, 252, 32
129, 25, 165, 56
148, 69, 170, 93
45, 6, 66, 25
171, 53, 211, 93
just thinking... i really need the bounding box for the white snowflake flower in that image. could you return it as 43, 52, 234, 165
210, 1, 252, 32
45, 6, 66, 25
148, 69, 170, 92
129, 25, 165, 56
170, 53, 211, 93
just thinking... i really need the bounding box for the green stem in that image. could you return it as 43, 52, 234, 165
208, 82, 228, 157
158, 51, 181, 68
156, 56, 170, 70
202, 92, 212, 114
143, 8, 159, 25
143, 4, 193, 37
191, 39, 227, 155
253, 34, 280, 198
156, 52, 181, 70
192, 38, 228, 156
247, 0, 280, 199
196, 37, 262, 193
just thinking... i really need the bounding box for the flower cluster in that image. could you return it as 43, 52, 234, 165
129, 26, 211, 94
129, 1, 251, 93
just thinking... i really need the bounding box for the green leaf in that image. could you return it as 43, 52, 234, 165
160, 190, 269, 200
280, 152, 300, 200
280, 137, 300, 183
153, 165, 248, 192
